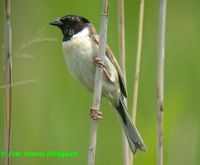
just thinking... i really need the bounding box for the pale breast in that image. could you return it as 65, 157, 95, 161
62, 31, 119, 98
62, 36, 97, 92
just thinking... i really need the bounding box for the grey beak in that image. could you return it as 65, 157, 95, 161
49, 19, 63, 26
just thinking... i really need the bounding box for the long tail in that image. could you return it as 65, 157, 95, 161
114, 98, 147, 154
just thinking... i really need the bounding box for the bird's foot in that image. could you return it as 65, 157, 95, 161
94, 57, 114, 83
94, 57, 105, 68
89, 107, 103, 120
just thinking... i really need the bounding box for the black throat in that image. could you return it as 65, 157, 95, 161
60, 26, 73, 41
60, 21, 89, 42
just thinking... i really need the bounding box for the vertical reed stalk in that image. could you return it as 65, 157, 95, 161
4, 0, 12, 165
130, 0, 145, 164
87, 0, 109, 165
117, 0, 129, 165
157, 0, 167, 165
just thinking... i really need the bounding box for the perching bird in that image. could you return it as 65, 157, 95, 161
50, 15, 147, 154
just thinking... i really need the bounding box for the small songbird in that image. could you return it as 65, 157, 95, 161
50, 15, 147, 154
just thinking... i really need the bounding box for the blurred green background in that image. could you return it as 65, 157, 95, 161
0, 0, 200, 164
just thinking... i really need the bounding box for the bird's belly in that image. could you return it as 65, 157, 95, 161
62, 36, 118, 99
62, 37, 96, 92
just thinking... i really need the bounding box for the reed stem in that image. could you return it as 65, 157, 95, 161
157, 0, 167, 164
87, 1, 109, 165
4, 0, 12, 165
117, 0, 130, 165
130, 1, 145, 163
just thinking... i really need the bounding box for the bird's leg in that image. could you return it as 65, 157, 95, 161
94, 57, 114, 83
89, 107, 103, 120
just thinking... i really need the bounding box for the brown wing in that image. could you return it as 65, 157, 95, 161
89, 30, 127, 98
105, 45, 127, 97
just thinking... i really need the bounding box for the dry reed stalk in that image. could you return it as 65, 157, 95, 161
117, 0, 129, 165
157, 0, 167, 165
4, 0, 12, 165
87, 0, 109, 165
130, 0, 145, 164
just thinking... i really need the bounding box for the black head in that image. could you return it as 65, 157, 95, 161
50, 15, 90, 41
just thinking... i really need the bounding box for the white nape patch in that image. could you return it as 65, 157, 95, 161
72, 27, 89, 38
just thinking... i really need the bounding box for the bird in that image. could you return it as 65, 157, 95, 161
49, 15, 147, 154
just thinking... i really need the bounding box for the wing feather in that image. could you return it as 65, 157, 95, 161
89, 30, 127, 97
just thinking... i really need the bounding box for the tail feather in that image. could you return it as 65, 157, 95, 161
115, 98, 147, 154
